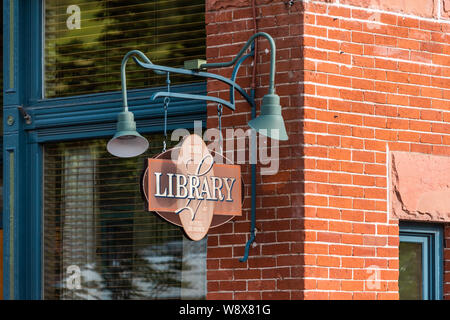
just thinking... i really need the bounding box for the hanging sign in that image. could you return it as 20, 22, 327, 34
142, 134, 242, 241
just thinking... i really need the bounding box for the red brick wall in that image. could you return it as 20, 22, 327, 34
205, 0, 450, 300
301, 0, 450, 300
205, 0, 305, 300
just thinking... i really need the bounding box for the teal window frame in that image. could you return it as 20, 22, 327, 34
3, 0, 206, 299
399, 222, 444, 300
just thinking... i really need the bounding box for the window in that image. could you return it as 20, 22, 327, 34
0, 0, 3, 220
44, 0, 205, 98
40, 0, 207, 300
4, 0, 206, 299
399, 222, 443, 300
43, 134, 207, 299
39, 0, 208, 300
3, 0, 206, 299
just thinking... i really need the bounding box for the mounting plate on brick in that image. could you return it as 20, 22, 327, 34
184, 59, 207, 71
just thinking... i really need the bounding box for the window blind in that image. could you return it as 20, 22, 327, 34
0, 3, 3, 218
43, 134, 207, 300
44, 0, 206, 98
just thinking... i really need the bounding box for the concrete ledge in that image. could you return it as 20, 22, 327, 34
390, 151, 450, 222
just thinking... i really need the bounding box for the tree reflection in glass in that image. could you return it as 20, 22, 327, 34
45, 0, 205, 98
43, 135, 206, 300
399, 242, 422, 300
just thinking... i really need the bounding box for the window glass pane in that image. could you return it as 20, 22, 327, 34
43, 135, 206, 300
44, 0, 205, 98
399, 241, 422, 300
0, 1, 3, 218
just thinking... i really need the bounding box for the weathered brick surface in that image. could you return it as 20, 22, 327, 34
205, 0, 450, 300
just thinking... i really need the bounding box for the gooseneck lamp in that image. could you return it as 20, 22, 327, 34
199, 33, 288, 141
108, 32, 288, 158
248, 93, 288, 141
106, 50, 157, 157
106, 111, 149, 158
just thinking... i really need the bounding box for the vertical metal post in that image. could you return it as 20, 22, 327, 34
240, 43, 257, 262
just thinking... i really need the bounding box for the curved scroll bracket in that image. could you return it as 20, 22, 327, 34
132, 53, 254, 112
151, 91, 235, 111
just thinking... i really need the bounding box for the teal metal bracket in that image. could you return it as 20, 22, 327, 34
122, 32, 277, 113
120, 32, 279, 262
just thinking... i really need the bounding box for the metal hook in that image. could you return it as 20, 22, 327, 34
217, 103, 223, 154
162, 73, 171, 152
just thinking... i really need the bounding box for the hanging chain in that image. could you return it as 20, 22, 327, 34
162, 72, 171, 152
217, 103, 223, 154
163, 97, 169, 152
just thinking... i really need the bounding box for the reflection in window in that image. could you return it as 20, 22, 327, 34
0, 1, 3, 220
44, 0, 205, 98
399, 242, 423, 300
43, 135, 206, 300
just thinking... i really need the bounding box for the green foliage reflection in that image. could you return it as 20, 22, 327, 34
43, 135, 206, 300
45, 0, 205, 97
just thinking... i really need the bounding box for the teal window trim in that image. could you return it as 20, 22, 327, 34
4, 0, 206, 299
399, 222, 444, 300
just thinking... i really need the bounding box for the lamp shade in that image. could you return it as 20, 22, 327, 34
248, 93, 288, 141
107, 111, 149, 158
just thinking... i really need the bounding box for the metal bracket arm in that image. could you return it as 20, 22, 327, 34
131, 58, 254, 111
118, 33, 277, 112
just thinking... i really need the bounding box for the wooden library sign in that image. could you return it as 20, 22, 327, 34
142, 134, 242, 240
